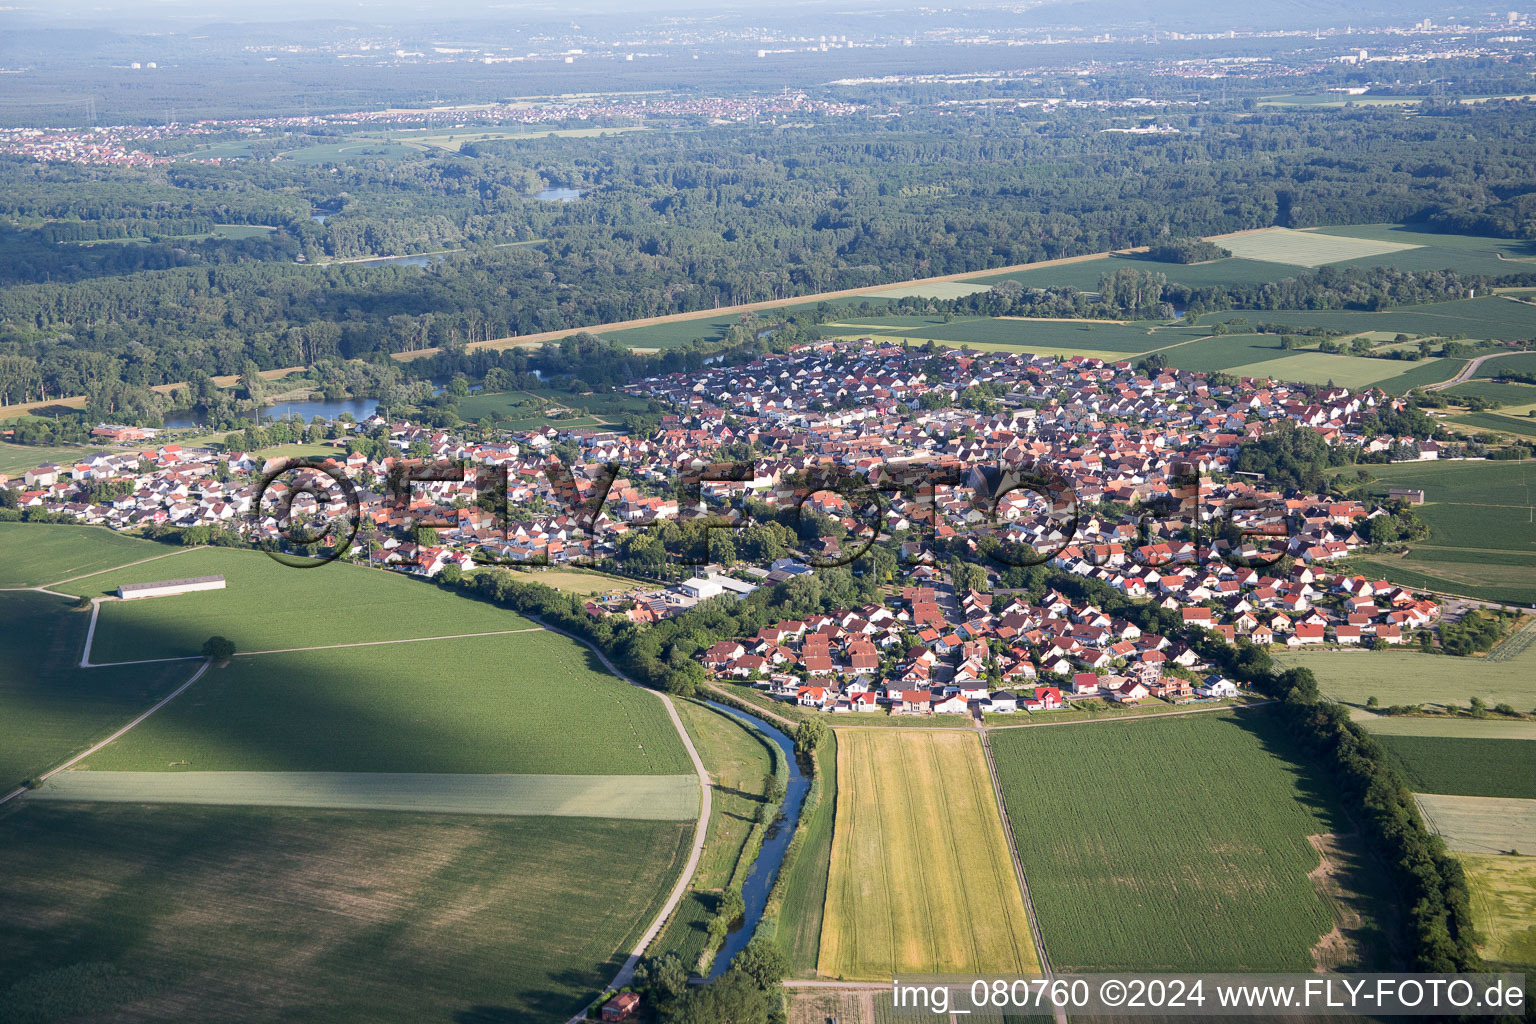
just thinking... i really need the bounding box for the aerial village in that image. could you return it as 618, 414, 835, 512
4, 341, 1448, 716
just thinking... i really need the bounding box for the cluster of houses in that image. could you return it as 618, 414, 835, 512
3, 343, 1447, 683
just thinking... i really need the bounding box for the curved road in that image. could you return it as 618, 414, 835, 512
1423, 348, 1536, 391
536, 618, 712, 1024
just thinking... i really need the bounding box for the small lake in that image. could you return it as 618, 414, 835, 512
536, 187, 582, 202
311, 213, 329, 225
163, 397, 380, 429
702, 700, 810, 980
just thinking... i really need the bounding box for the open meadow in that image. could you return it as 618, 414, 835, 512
1458, 854, 1536, 967
76, 631, 693, 776
991, 711, 1371, 972
1350, 709, 1536, 739
1414, 794, 1536, 855
0, 522, 171, 588
0, 591, 197, 791
0, 442, 95, 475
57, 547, 540, 663
0, 803, 689, 1024
1274, 642, 1536, 712
817, 730, 1038, 979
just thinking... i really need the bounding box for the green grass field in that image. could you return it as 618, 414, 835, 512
453, 387, 654, 428
1275, 645, 1536, 711
1220, 351, 1459, 391
0, 803, 689, 1024
0, 442, 95, 476
1414, 794, 1536, 855
1374, 736, 1536, 799
1480, 352, 1536, 378
1218, 227, 1420, 268
0, 523, 171, 588
1446, 411, 1536, 440
776, 732, 837, 976
56, 547, 539, 663
820, 316, 1196, 354
992, 711, 1360, 971
0, 591, 197, 791
656, 699, 774, 968
79, 631, 692, 776
1458, 854, 1536, 967
35, 770, 699, 818
818, 730, 1039, 979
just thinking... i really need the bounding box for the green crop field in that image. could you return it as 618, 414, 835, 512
776, 732, 837, 976
79, 631, 692, 776
1445, 380, 1536, 406
1480, 352, 1536, 378
656, 699, 774, 968
0, 523, 171, 587
818, 730, 1039, 979
1374, 736, 1536, 799
992, 711, 1360, 972
1458, 854, 1536, 967
0, 803, 689, 1024
56, 547, 540, 663
1446, 411, 1536, 440
1274, 645, 1536, 711
34, 769, 699, 818
1414, 794, 1536, 855
0, 591, 198, 791
1334, 459, 1536, 601
1160, 333, 1293, 372
1209, 296, 1536, 342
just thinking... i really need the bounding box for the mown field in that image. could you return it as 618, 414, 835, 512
1414, 793, 1536, 855
1218, 227, 1419, 268
0, 803, 690, 1024
776, 732, 837, 976
1274, 646, 1536, 711
78, 631, 693, 776
453, 386, 654, 429
34, 769, 700, 818
0, 591, 197, 791
1374, 735, 1536, 799
57, 547, 538, 663
1458, 853, 1536, 967
0, 522, 169, 588
992, 711, 1355, 972
656, 699, 775, 969
818, 730, 1038, 979
1350, 709, 1536, 739
0, 441, 94, 476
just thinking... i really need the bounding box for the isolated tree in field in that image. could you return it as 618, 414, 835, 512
794, 718, 826, 755
202, 636, 236, 661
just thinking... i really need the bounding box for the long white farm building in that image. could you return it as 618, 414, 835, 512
117, 576, 226, 600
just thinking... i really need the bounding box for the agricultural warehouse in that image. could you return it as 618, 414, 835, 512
118, 576, 227, 600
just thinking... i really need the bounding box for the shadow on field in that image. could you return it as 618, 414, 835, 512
1225, 707, 1403, 971
0, 590, 684, 1023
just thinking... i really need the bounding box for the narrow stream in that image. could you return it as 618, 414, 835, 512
702, 700, 809, 979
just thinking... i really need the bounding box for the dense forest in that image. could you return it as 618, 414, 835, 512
6, 85, 1536, 409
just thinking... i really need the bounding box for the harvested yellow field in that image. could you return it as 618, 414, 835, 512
818, 730, 1039, 979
